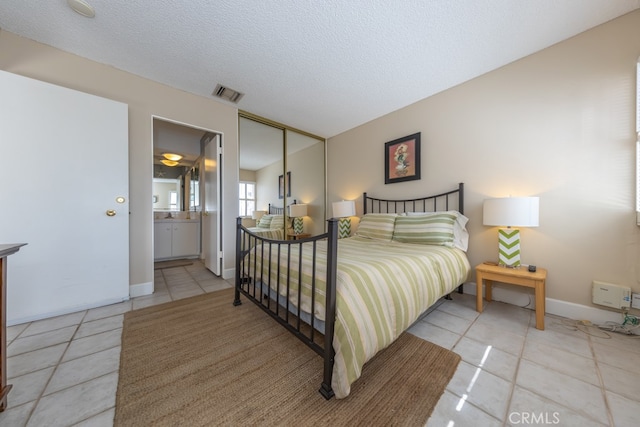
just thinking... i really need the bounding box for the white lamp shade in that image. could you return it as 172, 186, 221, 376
289, 204, 307, 218
252, 210, 266, 221
332, 200, 355, 218
483, 197, 539, 227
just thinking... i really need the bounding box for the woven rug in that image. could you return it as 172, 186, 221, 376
114, 288, 460, 426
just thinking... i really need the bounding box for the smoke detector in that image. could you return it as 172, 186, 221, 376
212, 84, 244, 104
67, 0, 95, 18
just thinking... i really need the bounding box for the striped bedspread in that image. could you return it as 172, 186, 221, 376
247, 236, 470, 398
244, 227, 285, 241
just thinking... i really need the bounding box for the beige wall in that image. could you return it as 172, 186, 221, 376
327, 10, 640, 309
0, 30, 239, 288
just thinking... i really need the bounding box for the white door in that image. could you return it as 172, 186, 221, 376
202, 134, 222, 275
0, 71, 129, 324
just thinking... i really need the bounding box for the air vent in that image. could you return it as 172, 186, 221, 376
212, 84, 244, 104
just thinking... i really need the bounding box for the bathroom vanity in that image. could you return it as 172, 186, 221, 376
154, 217, 200, 260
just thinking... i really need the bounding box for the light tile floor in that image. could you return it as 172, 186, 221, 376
1, 260, 639, 426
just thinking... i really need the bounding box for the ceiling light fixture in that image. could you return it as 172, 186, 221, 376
162, 153, 183, 161
67, 0, 95, 18
161, 159, 179, 167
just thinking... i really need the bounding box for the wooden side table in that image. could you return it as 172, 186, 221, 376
287, 233, 311, 240
0, 243, 27, 411
475, 263, 547, 330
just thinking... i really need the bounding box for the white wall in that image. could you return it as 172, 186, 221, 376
0, 30, 239, 292
327, 10, 640, 309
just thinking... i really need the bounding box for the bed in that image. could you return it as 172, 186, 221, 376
234, 183, 470, 399
243, 201, 293, 240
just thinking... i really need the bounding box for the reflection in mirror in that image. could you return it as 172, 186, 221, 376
286, 129, 325, 236
239, 116, 285, 227
239, 113, 325, 236
153, 118, 204, 212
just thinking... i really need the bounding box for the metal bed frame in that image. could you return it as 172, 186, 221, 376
234, 183, 464, 399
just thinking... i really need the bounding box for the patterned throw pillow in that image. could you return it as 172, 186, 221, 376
405, 211, 469, 251
392, 213, 456, 246
354, 214, 397, 241
270, 215, 284, 230
257, 215, 273, 229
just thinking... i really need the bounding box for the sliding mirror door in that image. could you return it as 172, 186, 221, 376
286, 129, 325, 236
239, 115, 285, 225
239, 112, 325, 237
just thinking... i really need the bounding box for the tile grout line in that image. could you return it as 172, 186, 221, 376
588, 332, 615, 427
498, 308, 530, 427
438, 298, 504, 425
21, 309, 89, 426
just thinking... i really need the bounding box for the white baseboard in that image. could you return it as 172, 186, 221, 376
129, 281, 153, 298
222, 268, 235, 281
465, 281, 625, 324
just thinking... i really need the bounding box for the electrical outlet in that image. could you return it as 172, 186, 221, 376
632, 292, 640, 310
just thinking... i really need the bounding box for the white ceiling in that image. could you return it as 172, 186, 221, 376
1, 0, 638, 138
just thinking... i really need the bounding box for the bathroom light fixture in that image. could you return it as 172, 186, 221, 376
67, 0, 95, 18
161, 159, 179, 167
162, 153, 183, 161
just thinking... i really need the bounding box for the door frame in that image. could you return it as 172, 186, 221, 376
151, 115, 223, 287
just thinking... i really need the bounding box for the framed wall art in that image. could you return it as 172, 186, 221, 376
384, 132, 421, 184
278, 171, 291, 199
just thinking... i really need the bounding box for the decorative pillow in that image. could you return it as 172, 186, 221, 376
257, 215, 273, 229
270, 215, 284, 230
406, 211, 469, 251
355, 213, 397, 241
393, 213, 457, 247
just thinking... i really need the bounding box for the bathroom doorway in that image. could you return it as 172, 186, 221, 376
152, 117, 222, 276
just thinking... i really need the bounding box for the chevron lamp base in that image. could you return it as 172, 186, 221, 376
293, 217, 304, 234
338, 218, 351, 239
498, 228, 521, 267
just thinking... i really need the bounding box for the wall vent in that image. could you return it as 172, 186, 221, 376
212, 84, 244, 104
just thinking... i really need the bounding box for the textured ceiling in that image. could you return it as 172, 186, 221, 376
1, 0, 639, 138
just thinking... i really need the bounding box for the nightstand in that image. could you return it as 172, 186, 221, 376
287, 233, 310, 240
475, 263, 547, 330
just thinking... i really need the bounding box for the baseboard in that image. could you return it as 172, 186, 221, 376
129, 281, 153, 298
222, 268, 235, 281
465, 281, 626, 324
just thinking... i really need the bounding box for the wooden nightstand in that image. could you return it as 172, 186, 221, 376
475, 263, 547, 330
287, 233, 310, 240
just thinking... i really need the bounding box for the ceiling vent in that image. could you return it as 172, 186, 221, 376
212, 84, 244, 104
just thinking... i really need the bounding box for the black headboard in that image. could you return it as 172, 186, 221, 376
268, 199, 297, 215
363, 183, 464, 215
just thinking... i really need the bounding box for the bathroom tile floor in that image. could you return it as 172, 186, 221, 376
1, 260, 638, 426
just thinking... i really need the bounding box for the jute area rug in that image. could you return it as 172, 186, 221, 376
114, 288, 461, 426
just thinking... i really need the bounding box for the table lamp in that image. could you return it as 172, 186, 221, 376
483, 197, 539, 267
332, 200, 356, 239
289, 204, 307, 234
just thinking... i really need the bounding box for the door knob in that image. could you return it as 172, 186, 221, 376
106, 210, 116, 217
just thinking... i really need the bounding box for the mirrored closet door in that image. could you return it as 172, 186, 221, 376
238, 112, 326, 237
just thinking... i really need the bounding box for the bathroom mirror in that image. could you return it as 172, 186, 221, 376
153, 118, 203, 211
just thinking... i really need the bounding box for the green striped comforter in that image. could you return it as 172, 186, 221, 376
247, 236, 470, 398
245, 227, 285, 241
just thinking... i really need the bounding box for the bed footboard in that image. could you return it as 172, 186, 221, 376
234, 217, 339, 400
